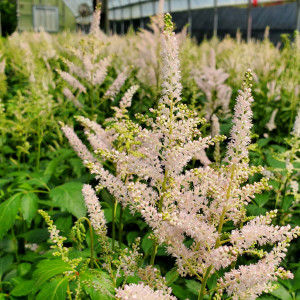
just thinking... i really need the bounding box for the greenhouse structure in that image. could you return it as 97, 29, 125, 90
17, 0, 93, 32
108, 0, 300, 42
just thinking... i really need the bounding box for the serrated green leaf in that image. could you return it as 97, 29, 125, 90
207, 273, 218, 290
257, 138, 271, 148
50, 182, 86, 219
36, 277, 69, 300
165, 268, 179, 285
103, 208, 113, 223
0, 193, 22, 240
141, 233, 154, 255
44, 150, 73, 176
21, 192, 38, 225
10, 279, 35, 296
254, 192, 270, 207
185, 279, 201, 295
33, 259, 73, 288
156, 244, 168, 256
266, 155, 286, 169
246, 204, 267, 216
80, 270, 114, 300
19, 228, 49, 243
270, 284, 292, 300
69, 158, 84, 178
127, 231, 139, 246
170, 283, 195, 299
17, 262, 31, 277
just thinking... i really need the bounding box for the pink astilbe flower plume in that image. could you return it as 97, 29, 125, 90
104, 70, 128, 100
116, 283, 177, 300
82, 184, 107, 237
62, 13, 300, 300
89, 4, 102, 38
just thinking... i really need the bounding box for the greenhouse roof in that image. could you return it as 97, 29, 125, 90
108, 0, 290, 9
109, 0, 293, 20
62, 0, 93, 17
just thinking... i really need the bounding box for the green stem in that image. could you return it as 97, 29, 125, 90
150, 97, 175, 266
150, 242, 158, 266
198, 266, 213, 300
118, 206, 124, 246
150, 170, 169, 265
36, 117, 41, 172
112, 198, 118, 251
77, 217, 94, 268
91, 90, 95, 118
11, 227, 19, 263
17, 152, 21, 171
198, 164, 236, 298
1, 129, 4, 164
67, 283, 72, 300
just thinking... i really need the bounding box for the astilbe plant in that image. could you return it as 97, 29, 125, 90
191, 48, 232, 120
61, 14, 300, 299
57, 6, 124, 117
262, 109, 300, 225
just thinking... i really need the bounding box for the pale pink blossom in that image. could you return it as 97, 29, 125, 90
104, 71, 128, 100
60, 123, 96, 164
266, 109, 278, 131
291, 110, 300, 137
89, 6, 101, 37
63, 87, 83, 108
116, 283, 177, 300
82, 184, 107, 237
225, 69, 254, 165
57, 70, 86, 93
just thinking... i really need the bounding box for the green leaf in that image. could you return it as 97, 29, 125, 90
33, 259, 73, 288
126, 231, 139, 246
103, 208, 113, 223
26, 175, 50, 188
10, 279, 35, 296
0, 193, 22, 240
36, 277, 69, 300
270, 284, 292, 300
19, 228, 49, 243
246, 204, 267, 216
55, 216, 72, 234
44, 150, 73, 176
80, 270, 114, 300
282, 195, 294, 212
156, 244, 168, 256
266, 155, 286, 169
69, 158, 84, 178
21, 193, 38, 225
185, 279, 201, 295
257, 138, 271, 148
165, 268, 179, 285
207, 273, 218, 290
17, 262, 31, 277
170, 283, 195, 299
50, 182, 86, 219
0, 254, 13, 279
141, 233, 154, 255
254, 192, 270, 207
290, 267, 300, 291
